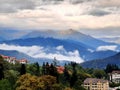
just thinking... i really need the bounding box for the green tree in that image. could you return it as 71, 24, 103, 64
0, 79, 12, 90
20, 64, 26, 75
27, 62, 40, 76
105, 64, 119, 73
4, 70, 19, 89
42, 62, 46, 75
70, 62, 77, 88
63, 64, 70, 85
93, 69, 106, 79
35, 62, 40, 76
0, 55, 4, 80
45, 62, 50, 75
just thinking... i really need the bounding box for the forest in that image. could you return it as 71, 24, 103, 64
0, 55, 119, 90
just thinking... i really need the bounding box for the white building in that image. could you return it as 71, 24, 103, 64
109, 71, 120, 83
83, 78, 109, 90
1, 55, 16, 64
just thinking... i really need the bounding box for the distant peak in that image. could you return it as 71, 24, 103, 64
59, 29, 77, 35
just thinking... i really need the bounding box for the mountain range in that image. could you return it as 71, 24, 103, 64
0, 29, 119, 67
80, 52, 120, 69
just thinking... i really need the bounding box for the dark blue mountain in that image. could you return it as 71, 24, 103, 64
0, 37, 117, 61
80, 52, 120, 69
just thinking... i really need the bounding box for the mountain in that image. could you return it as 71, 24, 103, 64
0, 29, 30, 40
22, 29, 117, 49
0, 36, 5, 41
0, 37, 117, 61
80, 52, 120, 69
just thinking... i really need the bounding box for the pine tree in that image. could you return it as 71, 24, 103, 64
35, 62, 40, 76
20, 64, 26, 75
42, 62, 46, 75
0, 56, 4, 80
70, 62, 77, 87
64, 64, 70, 80
45, 62, 50, 75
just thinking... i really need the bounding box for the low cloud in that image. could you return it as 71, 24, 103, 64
0, 44, 84, 63
96, 45, 118, 51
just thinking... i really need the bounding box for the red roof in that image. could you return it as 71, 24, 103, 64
57, 66, 65, 74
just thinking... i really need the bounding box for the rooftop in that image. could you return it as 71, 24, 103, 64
84, 78, 108, 84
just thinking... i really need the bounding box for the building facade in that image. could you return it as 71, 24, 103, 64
109, 71, 120, 83
1, 54, 28, 64
83, 78, 109, 90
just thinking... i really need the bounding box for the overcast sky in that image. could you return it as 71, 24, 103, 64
0, 0, 120, 37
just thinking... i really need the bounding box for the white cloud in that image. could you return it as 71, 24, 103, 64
88, 49, 94, 53
96, 45, 118, 51
0, 44, 84, 63
0, 0, 119, 30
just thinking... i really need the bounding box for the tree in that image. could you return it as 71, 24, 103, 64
35, 62, 40, 76
0, 55, 4, 80
4, 70, 19, 89
16, 74, 39, 90
42, 62, 46, 75
53, 57, 59, 66
93, 69, 106, 79
0, 79, 12, 90
20, 64, 26, 75
105, 64, 119, 73
70, 62, 77, 87
63, 64, 70, 84
27, 62, 40, 76
16, 74, 58, 90
45, 62, 50, 75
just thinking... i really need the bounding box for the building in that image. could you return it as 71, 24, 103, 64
56, 66, 65, 74
18, 59, 28, 64
0, 54, 28, 64
83, 78, 109, 90
1, 55, 16, 64
109, 70, 120, 83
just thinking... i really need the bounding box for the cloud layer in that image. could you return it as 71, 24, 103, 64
96, 45, 118, 51
0, 0, 119, 31
0, 44, 84, 63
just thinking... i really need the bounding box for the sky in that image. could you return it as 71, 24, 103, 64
0, 0, 120, 37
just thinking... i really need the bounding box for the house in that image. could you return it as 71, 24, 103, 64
18, 59, 28, 64
1, 55, 16, 64
0, 54, 28, 64
56, 66, 65, 74
83, 78, 109, 90
109, 70, 120, 83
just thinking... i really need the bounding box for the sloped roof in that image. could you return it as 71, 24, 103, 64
84, 78, 108, 84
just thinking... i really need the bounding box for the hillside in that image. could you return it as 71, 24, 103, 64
80, 52, 120, 69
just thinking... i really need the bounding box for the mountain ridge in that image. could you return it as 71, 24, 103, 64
80, 52, 120, 69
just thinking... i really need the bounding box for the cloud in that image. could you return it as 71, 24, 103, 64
0, 44, 84, 63
0, 0, 36, 13
96, 45, 118, 51
88, 9, 110, 16
98, 0, 120, 7
0, 0, 119, 31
